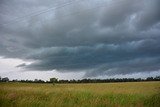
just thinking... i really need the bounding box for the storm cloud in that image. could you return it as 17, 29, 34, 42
0, 0, 160, 77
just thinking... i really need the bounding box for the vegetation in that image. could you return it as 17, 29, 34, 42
0, 82, 160, 107
50, 78, 58, 85
0, 76, 160, 83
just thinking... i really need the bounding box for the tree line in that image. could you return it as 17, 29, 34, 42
0, 76, 160, 83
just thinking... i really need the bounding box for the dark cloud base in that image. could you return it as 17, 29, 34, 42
0, 0, 160, 77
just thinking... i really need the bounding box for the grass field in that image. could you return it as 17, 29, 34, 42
0, 82, 160, 107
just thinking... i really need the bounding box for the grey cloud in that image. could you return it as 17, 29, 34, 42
135, 0, 160, 30
99, 0, 141, 27
85, 57, 160, 77
22, 38, 160, 73
16, 63, 26, 68
0, 0, 160, 77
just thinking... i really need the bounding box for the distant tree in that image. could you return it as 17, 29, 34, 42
12, 79, 18, 82
34, 79, 38, 82
50, 78, 58, 85
2, 77, 9, 82
146, 77, 154, 81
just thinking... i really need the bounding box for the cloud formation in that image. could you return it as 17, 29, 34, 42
0, 0, 160, 77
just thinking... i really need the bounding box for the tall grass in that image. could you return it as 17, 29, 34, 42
0, 82, 160, 107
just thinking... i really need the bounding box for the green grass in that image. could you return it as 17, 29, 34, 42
0, 82, 160, 107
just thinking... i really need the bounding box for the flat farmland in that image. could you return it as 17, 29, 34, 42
0, 82, 160, 107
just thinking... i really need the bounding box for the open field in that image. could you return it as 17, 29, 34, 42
0, 82, 160, 107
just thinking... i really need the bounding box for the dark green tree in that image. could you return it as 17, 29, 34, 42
50, 78, 58, 85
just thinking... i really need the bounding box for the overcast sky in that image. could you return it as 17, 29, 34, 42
0, 0, 160, 80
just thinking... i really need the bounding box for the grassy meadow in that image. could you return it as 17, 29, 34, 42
0, 82, 160, 107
